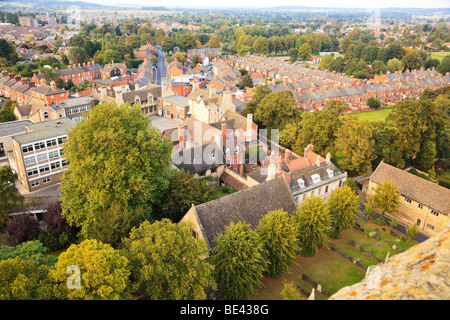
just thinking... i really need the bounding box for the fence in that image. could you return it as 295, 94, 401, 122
300, 273, 329, 297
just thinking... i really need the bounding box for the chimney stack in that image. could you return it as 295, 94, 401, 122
50, 80, 56, 91
285, 148, 290, 165
209, 85, 216, 97
326, 152, 331, 164
221, 123, 227, 142
178, 125, 185, 149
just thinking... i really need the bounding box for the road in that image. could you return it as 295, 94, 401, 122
155, 45, 167, 85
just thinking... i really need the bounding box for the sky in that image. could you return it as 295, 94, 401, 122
81, 0, 450, 9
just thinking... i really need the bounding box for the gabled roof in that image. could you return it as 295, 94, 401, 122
192, 175, 296, 250
370, 161, 450, 214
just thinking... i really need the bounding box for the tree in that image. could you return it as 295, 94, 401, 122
367, 97, 381, 109
406, 223, 419, 241
59, 102, 173, 237
238, 74, 254, 90
154, 169, 210, 222
160, 36, 176, 53
254, 90, 300, 130
205, 35, 221, 48
256, 210, 299, 278
0, 99, 16, 123
414, 139, 437, 172
288, 48, 298, 63
253, 36, 269, 55
88, 205, 144, 249
293, 195, 332, 254
294, 108, 342, 157
211, 221, 267, 300
388, 218, 399, 231
172, 52, 186, 64
387, 58, 404, 72
0, 167, 23, 227
334, 117, 376, 176
401, 50, 421, 71
298, 43, 312, 61
123, 219, 215, 300
371, 60, 387, 75
0, 257, 53, 299
327, 185, 360, 234
6, 214, 40, 244
281, 282, 302, 300
51, 239, 131, 300
319, 54, 333, 71
371, 180, 400, 218
243, 84, 271, 116
0, 240, 57, 267
437, 55, 450, 75
68, 46, 87, 65
42, 201, 74, 236
178, 34, 197, 52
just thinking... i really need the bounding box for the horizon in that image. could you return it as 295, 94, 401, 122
54, 0, 450, 9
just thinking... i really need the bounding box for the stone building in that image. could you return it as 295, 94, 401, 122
367, 161, 450, 237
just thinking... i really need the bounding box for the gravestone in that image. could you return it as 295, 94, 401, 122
359, 246, 364, 252
376, 234, 380, 241
366, 251, 373, 258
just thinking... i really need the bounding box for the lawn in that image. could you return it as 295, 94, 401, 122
247, 221, 418, 300
430, 51, 450, 62
207, 186, 237, 201
343, 107, 393, 122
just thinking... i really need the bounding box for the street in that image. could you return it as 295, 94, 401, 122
155, 45, 167, 85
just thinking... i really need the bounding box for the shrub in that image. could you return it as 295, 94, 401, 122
38, 232, 62, 252
373, 217, 387, 226
300, 246, 316, 257
6, 214, 40, 244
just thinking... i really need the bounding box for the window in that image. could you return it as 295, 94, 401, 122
318, 188, 321, 195
39, 164, 50, 173
338, 180, 342, 187
24, 156, 36, 166
418, 204, 423, 209
46, 139, 57, 147
404, 197, 412, 204
325, 185, 329, 193
34, 142, 45, 151
57, 136, 67, 145
43, 176, 51, 183
43, 111, 49, 119
48, 150, 59, 159
30, 180, 39, 187
36, 153, 48, 162
426, 223, 435, 230
431, 210, 439, 217
22, 144, 33, 153
27, 168, 38, 176
50, 161, 61, 170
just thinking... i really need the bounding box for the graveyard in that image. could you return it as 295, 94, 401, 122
248, 219, 418, 300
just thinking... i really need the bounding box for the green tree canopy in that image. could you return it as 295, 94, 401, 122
370, 180, 400, 218
59, 102, 173, 237
211, 221, 267, 300
122, 219, 215, 300
327, 185, 360, 233
293, 195, 332, 254
256, 210, 299, 278
51, 239, 131, 300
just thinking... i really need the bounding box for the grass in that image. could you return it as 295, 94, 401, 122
343, 107, 393, 122
207, 186, 237, 201
430, 51, 450, 62
247, 221, 418, 300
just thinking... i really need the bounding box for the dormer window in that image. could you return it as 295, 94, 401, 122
297, 179, 305, 188
225, 148, 230, 156
326, 169, 334, 178
311, 174, 321, 184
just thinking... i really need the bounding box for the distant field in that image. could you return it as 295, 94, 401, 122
430, 51, 450, 62
342, 107, 393, 122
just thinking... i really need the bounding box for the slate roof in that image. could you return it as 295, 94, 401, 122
192, 175, 297, 250
172, 141, 225, 175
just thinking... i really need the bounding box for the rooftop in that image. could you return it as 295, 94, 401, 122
11, 118, 76, 145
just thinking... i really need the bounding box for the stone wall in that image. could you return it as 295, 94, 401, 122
329, 225, 450, 300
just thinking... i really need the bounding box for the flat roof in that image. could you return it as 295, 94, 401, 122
58, 96, 95, 108
12, 118, 76, 145
161, 94, 189, 106
0, 119, 33, 138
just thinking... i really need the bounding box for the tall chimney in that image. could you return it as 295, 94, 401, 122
326, 152, 331, 164
285, 148, 290, 165
192, 79, 199, 91
209, 85, 216, 97
100, 86, 107, 100
50, 80, 57, 91
178, 125, 185, 149
221, 123, 227, 142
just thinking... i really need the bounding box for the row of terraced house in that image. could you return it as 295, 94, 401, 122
223, 53, 450, 111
